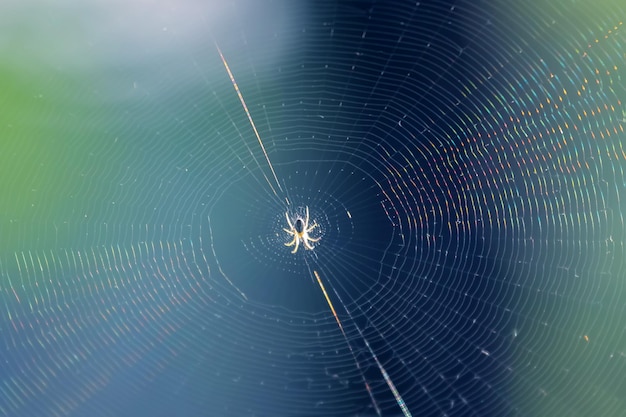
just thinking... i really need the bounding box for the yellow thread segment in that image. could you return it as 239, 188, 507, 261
314, 270, 345, 336
215, 43, 283, 198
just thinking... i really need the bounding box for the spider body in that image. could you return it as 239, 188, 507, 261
283, 206, 320, 253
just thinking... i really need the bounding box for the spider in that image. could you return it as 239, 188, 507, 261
283, 206, 320, 253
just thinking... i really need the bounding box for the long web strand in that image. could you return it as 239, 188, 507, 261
322, 272, 413, 417
214, 42, 283, 198
313, 270, 381, 416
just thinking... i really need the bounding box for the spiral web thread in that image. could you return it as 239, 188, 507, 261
1, 1, 625, 416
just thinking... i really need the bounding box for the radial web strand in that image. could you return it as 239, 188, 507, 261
0, 1, 625, 417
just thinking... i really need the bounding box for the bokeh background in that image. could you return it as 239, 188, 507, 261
1, 1, 625, 416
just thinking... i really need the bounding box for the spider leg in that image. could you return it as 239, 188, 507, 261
306, 223, 320, 242
306, 222, 318, 233
303, 238, 315, 250
291, 236, 300, 253
285, 212, 295, 230
284, 235, 297, 247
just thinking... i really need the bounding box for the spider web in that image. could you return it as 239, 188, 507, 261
1, 1, 625, 416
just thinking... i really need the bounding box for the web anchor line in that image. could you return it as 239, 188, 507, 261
329, 277, 413, 417
214, 42, 284, 200
313, 271, 381, 416
314, 270, 412, 417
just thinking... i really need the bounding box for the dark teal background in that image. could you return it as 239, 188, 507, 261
1, 1, 625, 416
